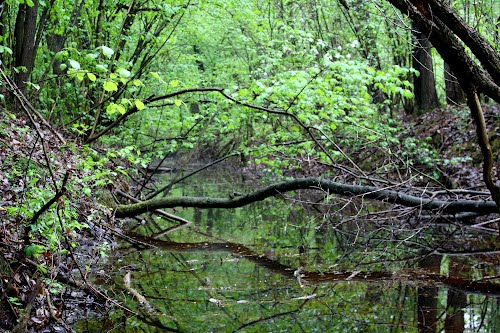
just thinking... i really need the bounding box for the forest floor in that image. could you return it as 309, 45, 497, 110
0, 103, 498, 331
0, 110, 113, 332
404, 103, 499, 190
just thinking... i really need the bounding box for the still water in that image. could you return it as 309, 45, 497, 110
77, 168, 500, 332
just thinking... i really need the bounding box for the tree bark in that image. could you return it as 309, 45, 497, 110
422, 0, 500, 85
444, 63, 465, 105
412, 24, 439, 113
387, 0, 500, 103
465, 93, 500, 210
114, 178, 498, 218
13, 1, 38, 95
46, 34, 65, 75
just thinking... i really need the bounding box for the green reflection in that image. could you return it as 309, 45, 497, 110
75, 169, 500, 332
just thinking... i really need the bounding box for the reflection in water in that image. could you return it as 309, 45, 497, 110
445, 257, 467, 333
76, 168, 500, 332
417, 255, 440, 333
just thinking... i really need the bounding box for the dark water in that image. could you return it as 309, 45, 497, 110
76, 168, 500, 332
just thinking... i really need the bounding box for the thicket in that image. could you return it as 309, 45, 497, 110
0, 0, 499, 330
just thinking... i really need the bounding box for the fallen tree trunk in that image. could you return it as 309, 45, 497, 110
114, 178, 498, 218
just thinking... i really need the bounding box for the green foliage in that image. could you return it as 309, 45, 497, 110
0, 113, 116, 263
1, 0, 446, 177
1, 1, 498, 330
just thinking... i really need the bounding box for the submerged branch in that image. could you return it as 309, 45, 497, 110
124, 272, 154, 313
114, 177, 498, 218
127, 234, 500, 297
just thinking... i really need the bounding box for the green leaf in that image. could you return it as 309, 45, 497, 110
87, 72, 97, 82
59, 63, 67, 71
25, 244, 42, 258
8, 297, 21, 306
117, 105, 126, 114
69, 59, 81, 70
170, 79, 179, 88
402, 90, 414, 99
55, 50, 68, 61
103, 80, 118, 92
174, 99, 182, 107
0, 45, 12, 55
95, 64, 108, 72
150, 72, 162, 81
100, 45, 114, 58
76, 72, 85, 81
28, 82, 40, 90
118, 68, 131, 78
85, 53, 99, 61
106, 103, 119, 115
135, 99, 145, 110
133, 79, 142, 87
26, 0, 34, 6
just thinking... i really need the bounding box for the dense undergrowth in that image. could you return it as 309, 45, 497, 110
0, 109, 119, 331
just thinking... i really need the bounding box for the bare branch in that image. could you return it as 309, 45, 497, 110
114, 178, 498, 218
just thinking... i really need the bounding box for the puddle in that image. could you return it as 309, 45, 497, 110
76, 167, 500, 332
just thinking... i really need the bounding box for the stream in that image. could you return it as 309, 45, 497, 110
76, 166, 500, 332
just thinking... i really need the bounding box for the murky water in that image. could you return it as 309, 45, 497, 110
76, 167, 500, 332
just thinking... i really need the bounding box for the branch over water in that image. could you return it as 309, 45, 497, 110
114, 177, 498, 217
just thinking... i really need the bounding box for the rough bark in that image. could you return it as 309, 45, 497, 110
423, 0, 500, 84
444, 63, 465, 105
13, 1, 38, 95
46, 34, 65, 75
412, 24, 439, 113
465, 93, 500, 210
114, 178, 498, 218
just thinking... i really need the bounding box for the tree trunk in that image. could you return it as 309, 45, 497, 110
444, 63, 465, 105
0, 1, 8, 50
386, 0, 500, 215
13, 1, 38, 95
113, 177, 499, 218
442, 1, 465, 106
412, 24, 439, 113
46, 34, 65, 75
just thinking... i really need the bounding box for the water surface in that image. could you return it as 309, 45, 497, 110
76, 167, 500, 332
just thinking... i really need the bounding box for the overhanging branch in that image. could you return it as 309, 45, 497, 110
114, 178, 498, 218
85, 88, 333, 166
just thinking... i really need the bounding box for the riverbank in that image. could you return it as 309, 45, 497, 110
0, 110, 114, 331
